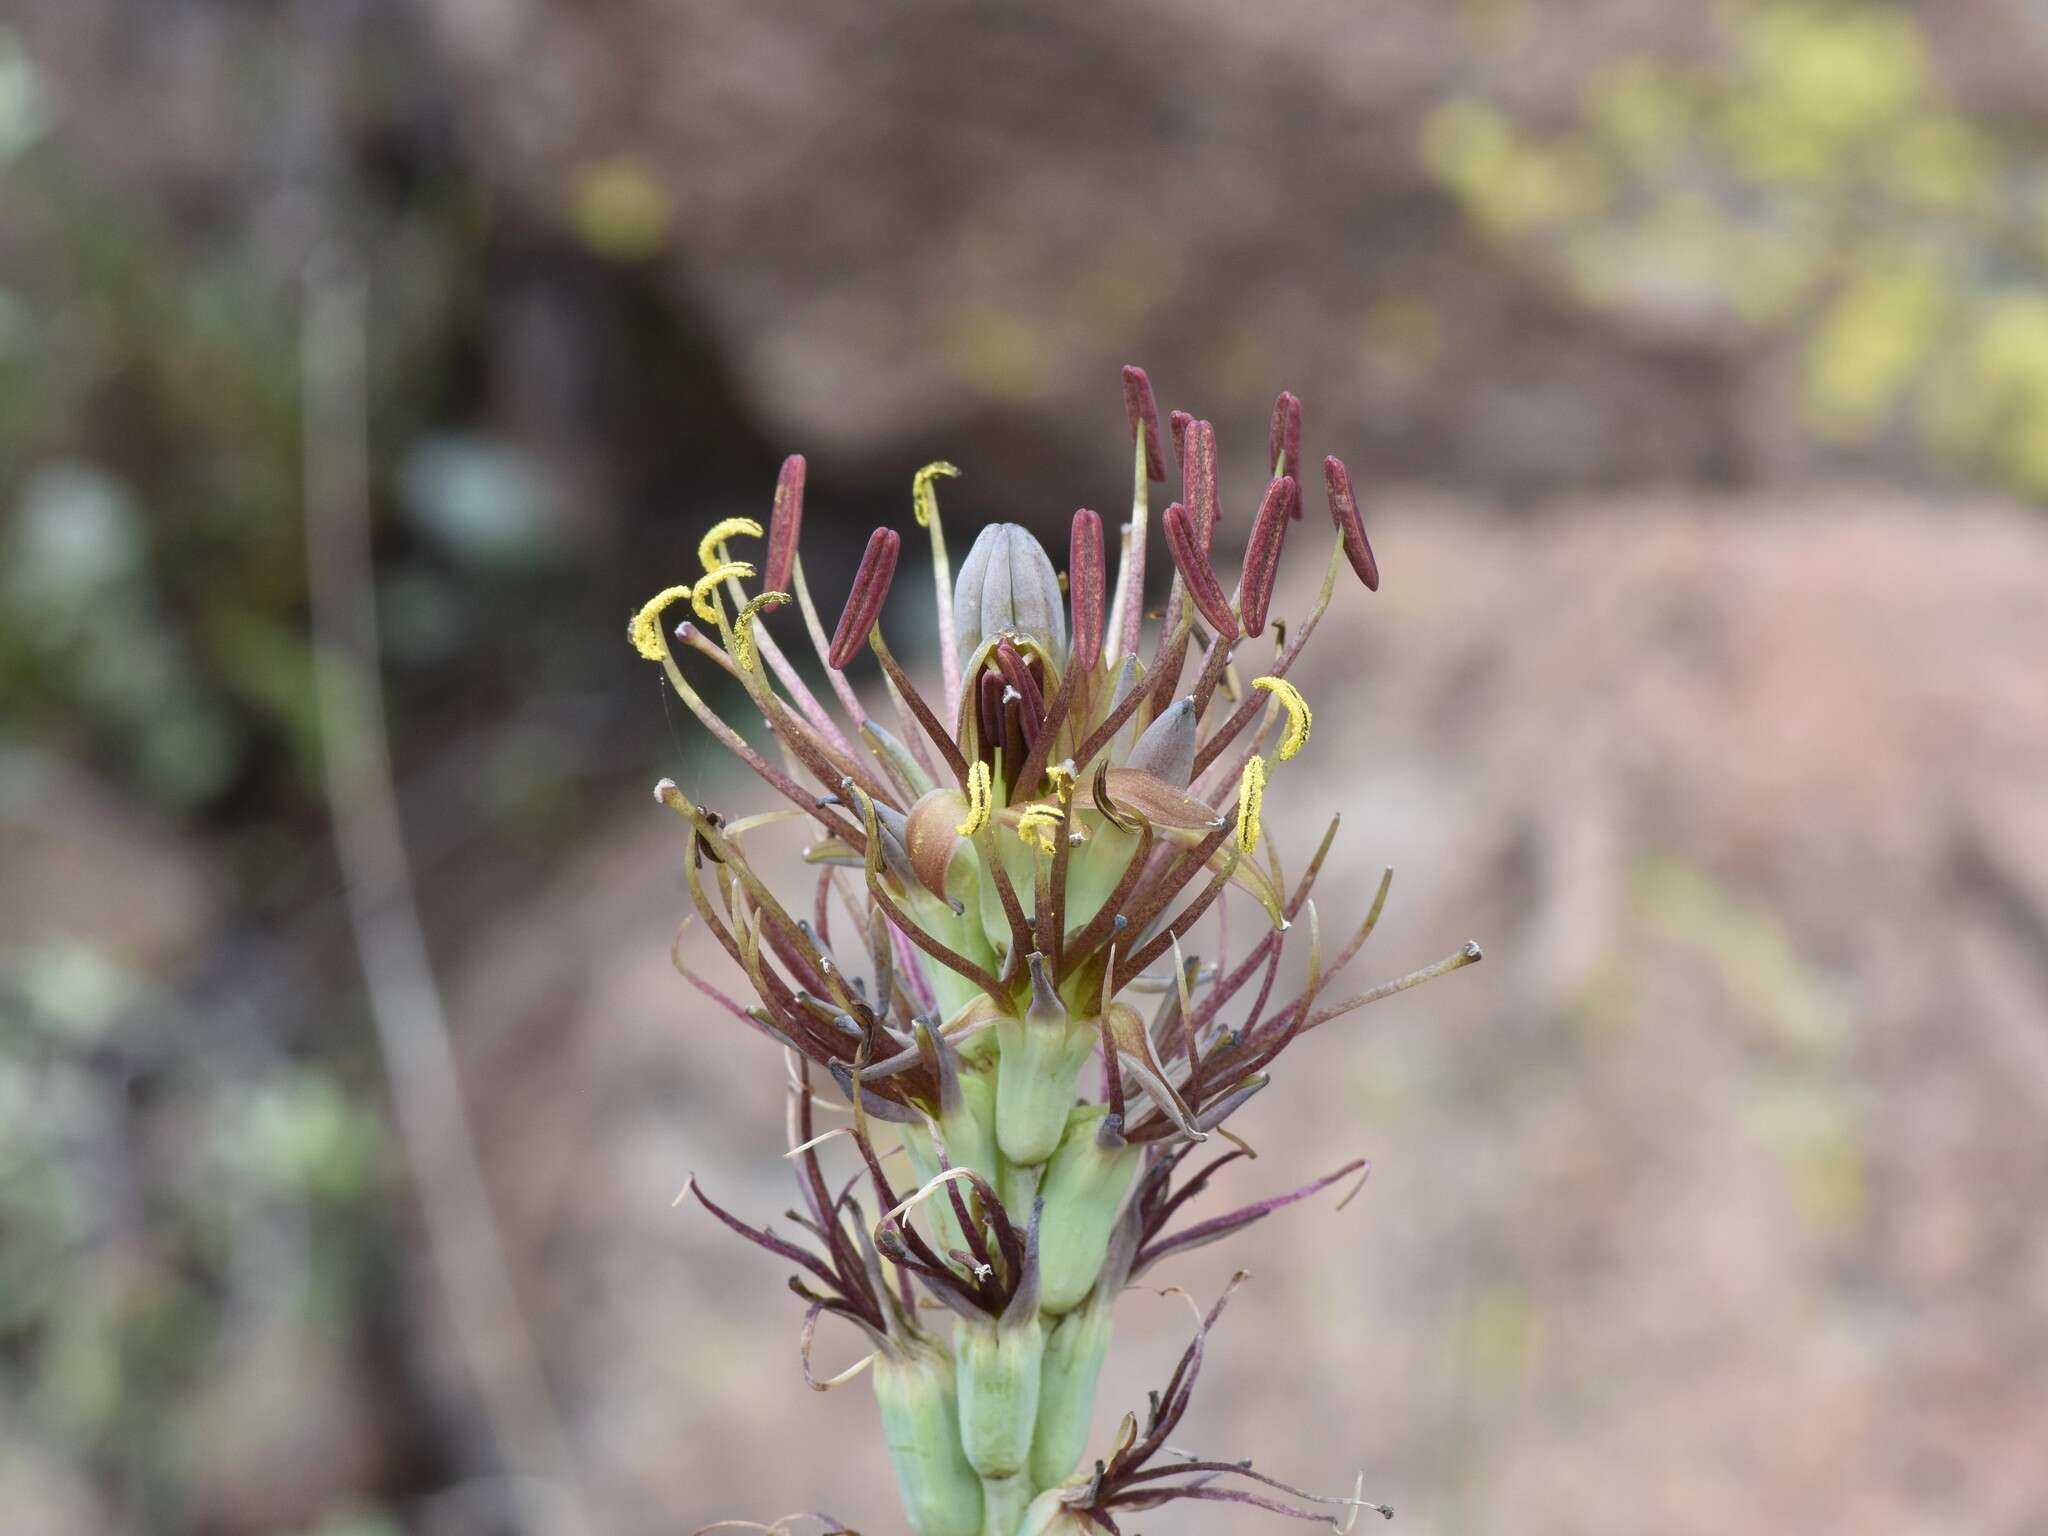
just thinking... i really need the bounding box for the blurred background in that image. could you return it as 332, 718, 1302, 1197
4, 1, 2047, 1532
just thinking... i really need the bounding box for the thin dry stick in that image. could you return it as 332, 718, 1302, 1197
302, 253, 590, 1536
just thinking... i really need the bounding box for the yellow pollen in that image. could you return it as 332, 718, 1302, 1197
1014, 806, 1063, 855
691, 561, 754, 623
956, 760, 992, 837
732, 591, 789, 673
1253, 676, 1312, 760
629, 585, 693, 660
912, 461, 961, 529
1235, 754, 1267, 854
697, 516, 764, 575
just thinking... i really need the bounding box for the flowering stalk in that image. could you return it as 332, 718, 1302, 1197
638, 369, 1477, 1535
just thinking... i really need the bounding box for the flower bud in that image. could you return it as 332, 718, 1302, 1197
953, 522, 1068, 668
954, 1313, 1045, 1479
1121, 695, 1198, 788
1035, 1106, 1142, 1314
873, 1339, 985, 1536
995, 954, 1097, 1167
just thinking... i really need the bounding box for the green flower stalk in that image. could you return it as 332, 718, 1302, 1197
645, 368, 1480, 1535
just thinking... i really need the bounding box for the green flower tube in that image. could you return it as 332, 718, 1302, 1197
944, 1063, 1000, 1186
978, 1472, 1035, 1536
1029, 1296, 1115, 1489
996, 954, 1094, 1166
872, 1338, 985, 1536
1031, 1200, 1139, 1489
953, 1312, 1045, 1481
1034, 1107, 1141, 1315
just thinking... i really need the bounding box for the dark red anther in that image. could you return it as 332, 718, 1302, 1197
994, 638, 1046, 743
1122, 365, 1167, 483
978, 669, 1006, 754
1168, 409, 1193, 465
1239, 474, 1296, 638
828, 526, 901, 668
1269, 390, 1302, 488
1181, 418, 1218, 551
1323, 455, 1379, 592
1161, 501, 1239, 641
1069, 508, 1105, 672
765, 453, 805, 592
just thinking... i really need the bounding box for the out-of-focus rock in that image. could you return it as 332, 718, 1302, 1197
417, 0, 1754, 495
445, 489, 2048, 1533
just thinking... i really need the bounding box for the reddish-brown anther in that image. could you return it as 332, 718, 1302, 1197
1269, 391, 1303, 512
765, 454, 805, 592
1239, 474, 1296, 638
1161, 501, 1240, 641
978, 669, 1006, 753
1181, 418, 1218, 551
827, 526, 901, 668
1069, 508, 1105, 671
1324, 455, 1379, 592
1122, 365, 1167, 483
994, 637, 1046, 744
1168, 409, 1193, 465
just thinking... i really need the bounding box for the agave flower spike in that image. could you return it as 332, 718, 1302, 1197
636, 369, 1478, 1533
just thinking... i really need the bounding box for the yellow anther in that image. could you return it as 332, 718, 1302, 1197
912, 461, 961, 528
691, 561, 754, 623
732, 591, 789, 673
1253, 676, 1312, 761
1014, 806, 1063, 855
697, 516, 764, 575
629, 585, 693, 661
1235, 754, 1267, 854
956, 759, 992, 837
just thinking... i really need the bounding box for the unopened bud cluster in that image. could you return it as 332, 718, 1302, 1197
638, 368, 1476, 1535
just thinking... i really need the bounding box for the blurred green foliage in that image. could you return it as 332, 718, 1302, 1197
0, 23, 523, 1527
0, 930, 393, 1527
1423, 1, 2048, 498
